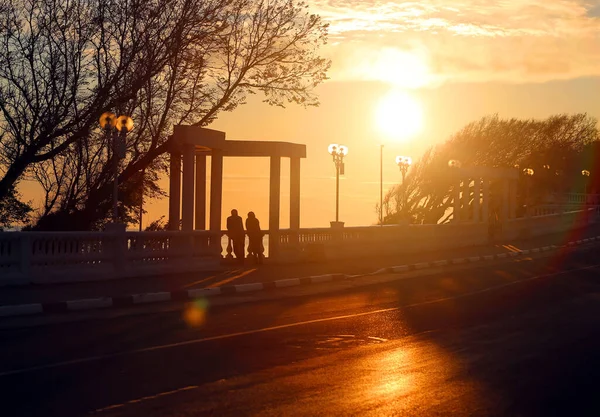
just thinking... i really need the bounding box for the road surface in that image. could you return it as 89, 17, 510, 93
0, 245, 599, 416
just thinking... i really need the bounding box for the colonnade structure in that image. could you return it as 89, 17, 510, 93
449, 167, 519, 224
167, 126, 306, 257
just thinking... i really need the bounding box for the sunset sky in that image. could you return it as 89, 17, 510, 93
23, 0, 600, 229
158, 0, 600, 229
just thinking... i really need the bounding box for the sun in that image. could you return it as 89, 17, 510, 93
375, 90, 424, 141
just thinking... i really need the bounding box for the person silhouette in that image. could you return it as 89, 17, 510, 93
245, 211, 264, 264
226, 209, 245, 263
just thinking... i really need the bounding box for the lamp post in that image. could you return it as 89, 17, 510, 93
523, 168, 534, 216
396, 155, 412, 221
328, 143, 348, 225
139, 168, 145, 232
380, 144, 383, 226
396, 155, 412, 184
99, 112, 134, 224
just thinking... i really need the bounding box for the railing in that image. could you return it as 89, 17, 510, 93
3, 207, 598, 285
273, 222, 488, 262
531, 205, 560, 216
0, 230, 221, 286
543, 193, 600, 206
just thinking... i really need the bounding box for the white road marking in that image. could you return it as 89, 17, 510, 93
234, 283, 264, 292
275, 278, 301, 288
367, 336, 389, 342
392, 265, 409, 272
92, 385, 198, 414
2, 263, 600, 378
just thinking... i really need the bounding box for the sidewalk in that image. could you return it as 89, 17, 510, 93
0, 225, 598, 307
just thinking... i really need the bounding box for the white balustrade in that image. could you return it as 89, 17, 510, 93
2, 206, 598, 285
0, 230, 219, 286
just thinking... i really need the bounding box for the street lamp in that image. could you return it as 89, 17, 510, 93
448, 159, 462, 169
395, 155, 412, 183
99, 112, 134, 224
582, 170, 591, 195
523, 168, 534, 216
328, 143, 348, 224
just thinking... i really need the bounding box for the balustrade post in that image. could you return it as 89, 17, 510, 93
209, 230, 223, 258
106, 223, 126, 276
331, 223, 344, 243
289, 229, 300, 251
462, 178, 471, 222
453, 179, 461, 223
482, 178, 489, 222
19, 234, 32, 283
226, 237, 233, 259
473, 178, 481, 222
267, 230, 279, 260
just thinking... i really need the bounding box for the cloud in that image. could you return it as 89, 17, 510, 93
311, 0, 600, 85
586, 0, 600, 17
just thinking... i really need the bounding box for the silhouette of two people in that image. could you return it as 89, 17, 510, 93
226, 209, 264, 264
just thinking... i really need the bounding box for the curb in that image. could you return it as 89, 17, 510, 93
1, 237, 597, 318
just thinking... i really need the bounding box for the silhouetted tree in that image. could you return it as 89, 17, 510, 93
5, 0, 329, 230
0, 0, 228, 222
380, 114, 600, 224
0, 185, 32, 229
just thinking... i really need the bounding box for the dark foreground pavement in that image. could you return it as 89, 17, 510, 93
1, 245, 599, 416
1, 224, 599, 307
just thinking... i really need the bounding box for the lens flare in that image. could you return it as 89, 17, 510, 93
183, 298, 209, 327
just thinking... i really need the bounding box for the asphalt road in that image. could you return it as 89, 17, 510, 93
1, 246, 599, 416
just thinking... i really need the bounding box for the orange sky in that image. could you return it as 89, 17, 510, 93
19, 0, 600, 229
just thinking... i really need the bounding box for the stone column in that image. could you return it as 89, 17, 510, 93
181, 144, 195, 231
462, 178, 471, 222
269, 156, 281, 258
168, 152, 181, 230
195, 154, 207, 230
473, 178, 481, 222
290, 157, 301, 231
209, 149, 223, 235
482, 178, 489, 222
453, 179, 461, 223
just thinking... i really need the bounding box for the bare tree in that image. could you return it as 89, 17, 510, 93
0, 0, 227, 208
28, 0, 330, 230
